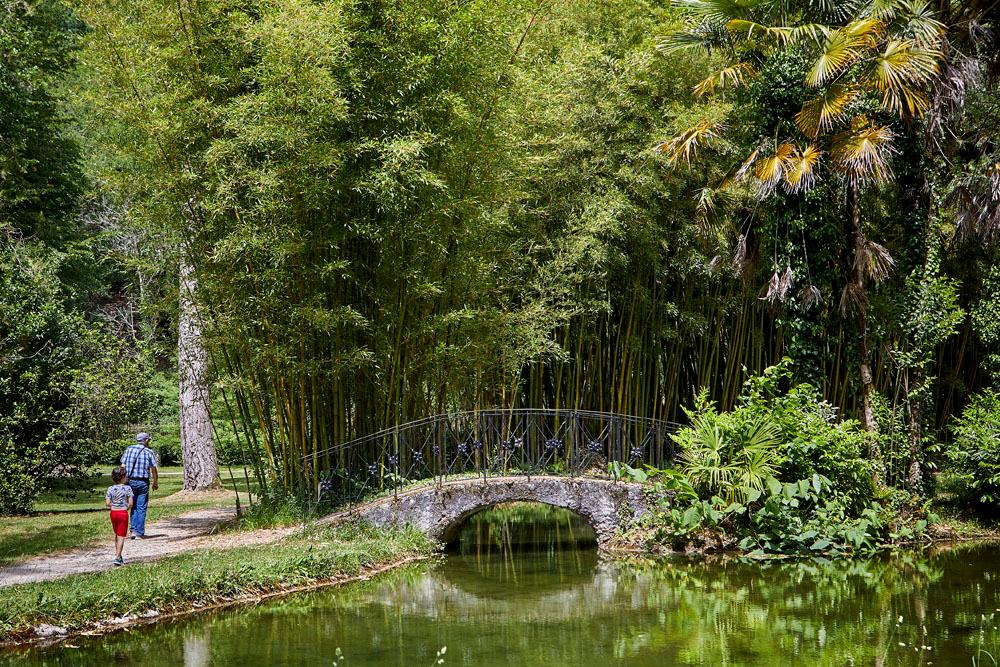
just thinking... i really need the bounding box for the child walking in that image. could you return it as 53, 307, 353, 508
105, 466, 134, 566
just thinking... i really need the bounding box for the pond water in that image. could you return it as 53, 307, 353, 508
5, 505, 1000, 666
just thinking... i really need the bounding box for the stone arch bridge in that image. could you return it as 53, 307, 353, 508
317, 475, 650, 547
307, 409, 676, 546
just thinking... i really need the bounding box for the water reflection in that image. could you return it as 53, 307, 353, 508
4, 508, 1000, 666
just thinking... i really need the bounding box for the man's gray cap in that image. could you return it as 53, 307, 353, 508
136, 432, 151, 443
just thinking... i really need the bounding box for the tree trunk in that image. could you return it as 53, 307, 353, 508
848, 183, 883, 487
179, 249, 220, 490
850, 184, 877, 433
906, 367, 924, 489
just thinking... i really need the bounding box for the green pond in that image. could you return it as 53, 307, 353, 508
5, 505, 1000, 666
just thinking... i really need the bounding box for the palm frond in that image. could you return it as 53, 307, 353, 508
896, 0, 946, 46
767, 22, 833, 44
840, 281, 869, 315
867, 39, 940, 115
796, 84, 858, 138
861, 0, 899, 22
728, 19, 830, 44
754, 142, 796, 190
800, 284, 823, 308
830, 119, 896, 184
735, 144, 764, 181
695, 182, 737, 231
694, 62, 757, 96
860, 239, 895, 282
783, 144, 823, 192
657, 22, 731, 53
807, 20, 883, 86
657, 120, 725, 167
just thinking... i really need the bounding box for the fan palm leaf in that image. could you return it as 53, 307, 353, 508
782, 144, 822, 192
727, 19, 830, 44
658, 120, 724, 167
897, 0, 946, 46
694, 62, 757, 96
796, 83, 858, 138
807, 18, 883, 87
830, 118, 895, 184
754, 142, 796, 189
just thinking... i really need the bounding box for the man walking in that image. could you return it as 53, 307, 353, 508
121, 432, 159, 539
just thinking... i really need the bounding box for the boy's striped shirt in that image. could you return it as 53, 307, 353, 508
106, 483, 133, 510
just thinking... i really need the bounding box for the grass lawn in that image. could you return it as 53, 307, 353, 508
0, 466, 256, 567
0, 523, 431, 643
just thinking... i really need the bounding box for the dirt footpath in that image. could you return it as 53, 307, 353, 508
0, 506, 298, 587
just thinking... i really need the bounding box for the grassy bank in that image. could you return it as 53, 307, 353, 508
0, 522, 432, 645
0, 467, 255, 566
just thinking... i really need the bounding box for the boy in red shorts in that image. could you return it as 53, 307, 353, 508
105, 466, 134, 566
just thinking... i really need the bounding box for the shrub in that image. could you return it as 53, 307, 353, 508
649, 360, 884, 554
947, 389, 1000, 507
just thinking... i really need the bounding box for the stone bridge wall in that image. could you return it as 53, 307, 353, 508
325, 476, 649, 546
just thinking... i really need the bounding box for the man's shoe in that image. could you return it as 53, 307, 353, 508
113, 557, 124, 566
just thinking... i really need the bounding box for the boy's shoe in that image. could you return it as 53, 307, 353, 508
113, 556, 124, 566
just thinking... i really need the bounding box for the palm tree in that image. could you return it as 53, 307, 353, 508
658, 0, 946, 443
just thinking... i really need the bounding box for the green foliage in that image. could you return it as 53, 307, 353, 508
947, 389, 1000, 507
643, 362, 924, 554
0, 243, 158, 514
0, 244, 85, 514
672, 391, 782, 503
0, 0, 85, 247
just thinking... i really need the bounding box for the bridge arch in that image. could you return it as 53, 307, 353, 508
332, 476, 650, 547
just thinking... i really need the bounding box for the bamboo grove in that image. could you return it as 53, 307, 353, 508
74, 0, 1000, 495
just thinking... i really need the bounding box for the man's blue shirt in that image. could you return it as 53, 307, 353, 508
121, 444, 158, 479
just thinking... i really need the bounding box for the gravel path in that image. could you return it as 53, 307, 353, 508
0, 507, 250, 587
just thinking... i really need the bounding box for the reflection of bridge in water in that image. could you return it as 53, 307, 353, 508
307, 409, 679, 545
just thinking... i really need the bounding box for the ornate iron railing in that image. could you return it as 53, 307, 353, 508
301, 409, 680, 513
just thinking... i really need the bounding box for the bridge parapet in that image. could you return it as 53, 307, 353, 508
305, 409, 677, 515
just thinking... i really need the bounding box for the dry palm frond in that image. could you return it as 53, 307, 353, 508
733, 232, 750, 276
830, 119, 896, 185
694, 62, 757, 97
839, 281, 869, 315
807, 18, 883, 87
782, 145, 822, 192
800, 284, 823, 309
927, 57, 982, 140
796, 84, 858, 138
949, 164, 1000, 241
709, 254, 725, 272
657, 120, 724, 168
778, 265, 794, 298
759, 265, 794, 304
760, 270, 782, 303
860, 239, 895, 282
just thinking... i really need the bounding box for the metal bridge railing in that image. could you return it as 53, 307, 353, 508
300, 409, 680, 515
